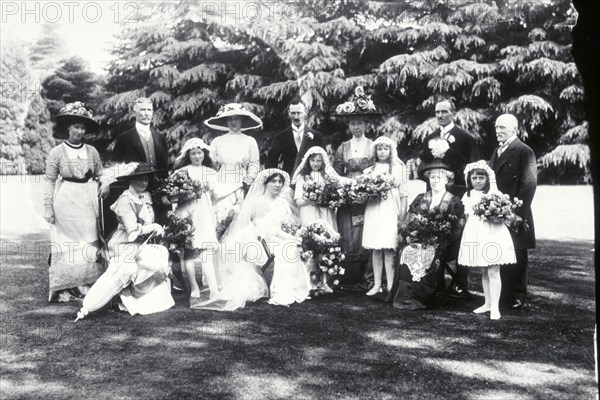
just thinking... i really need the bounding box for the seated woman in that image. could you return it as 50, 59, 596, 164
75, 163, 174, 320
387, 160, 464, 310
191, 168, 311, 311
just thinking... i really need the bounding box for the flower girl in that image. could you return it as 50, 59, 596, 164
361, 136, 408, 296
292, 146, 345, 230
458, 160, 516, 320
171, 138, 224, 299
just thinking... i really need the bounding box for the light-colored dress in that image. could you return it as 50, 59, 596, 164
294, 171, 338, 231
362, 162, 408, 250
45, 143, 104, 299
254, 196, 311, 306
172, 165, 221, 250
210, 132, 260, 213
107, 190, 174, 315
190, 195, 310, 310
457, 190, 516, 267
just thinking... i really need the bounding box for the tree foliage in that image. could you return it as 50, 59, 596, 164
92, 0, 587, 183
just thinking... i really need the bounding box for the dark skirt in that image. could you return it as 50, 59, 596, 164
337, 203, 371, 287
387, 252, 441, 310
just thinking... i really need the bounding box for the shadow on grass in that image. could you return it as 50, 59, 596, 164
0, 239, 595, 400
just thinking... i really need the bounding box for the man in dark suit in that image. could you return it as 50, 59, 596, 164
266, 99, 324, 177
421, 99, 480, 298
104, 97, 169, 233
489, 113, 537, 310
422, 99, 480, 196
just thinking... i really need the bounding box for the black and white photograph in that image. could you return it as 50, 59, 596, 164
0, 0, 597, 398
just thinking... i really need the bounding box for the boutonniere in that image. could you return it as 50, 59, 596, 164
305, 132, 314, 140
428, 138, 450, 158
447, 135, 455, 144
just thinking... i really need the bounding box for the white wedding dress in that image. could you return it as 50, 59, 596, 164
190, 193, 310, 311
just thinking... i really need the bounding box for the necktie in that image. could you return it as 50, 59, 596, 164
294, 129, 302, 149
498, 142, 508, 156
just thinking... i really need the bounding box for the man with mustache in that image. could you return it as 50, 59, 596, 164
267, 99, 324, 177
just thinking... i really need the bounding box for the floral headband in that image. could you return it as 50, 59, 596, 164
259, 168, 290, 187
464, 160, 498, 188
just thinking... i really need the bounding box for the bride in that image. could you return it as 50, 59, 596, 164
190, 168, 311, 311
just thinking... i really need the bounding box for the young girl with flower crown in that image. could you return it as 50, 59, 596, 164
361, 136, 408, 296
458, 160, 516, 320
171, 138, 225, 299
292, 146, 346, 230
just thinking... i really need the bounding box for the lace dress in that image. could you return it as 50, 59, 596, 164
362, 162, 408, 250
294, 171, 338, 230
210, 132, 260, 214
457, 190, 516, 267
172, 165, 220, 250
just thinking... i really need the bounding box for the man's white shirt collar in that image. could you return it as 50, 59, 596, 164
292, 124, 304, 133
136, 122, 151, 140
440, 122, 455, 138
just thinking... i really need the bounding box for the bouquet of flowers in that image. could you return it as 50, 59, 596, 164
292, 220, 345, 288
473, 192, 523, 223
302, 179, 327, 207
353, 174, 393, 202
400, 206, 457, 249
321, 181, 357, 209
157, 211, 195, 253
155, 169, 208, 204
398, 206, 458, 281
215, 205, 240, 241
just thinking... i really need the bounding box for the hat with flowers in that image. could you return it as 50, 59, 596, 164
55, 102, 99, 133
333, 86, 381, 117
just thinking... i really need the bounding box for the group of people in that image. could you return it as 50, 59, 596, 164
43, 88, 537, 322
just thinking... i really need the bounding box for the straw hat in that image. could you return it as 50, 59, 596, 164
204, 103, 263, 132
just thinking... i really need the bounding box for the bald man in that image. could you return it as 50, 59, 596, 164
489, 114, 537, 310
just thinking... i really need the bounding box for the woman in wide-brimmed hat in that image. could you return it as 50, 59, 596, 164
331, 86, 381, 290
204, 103, 262, 216
44, 102, 104, 303
74, 162, 174, 321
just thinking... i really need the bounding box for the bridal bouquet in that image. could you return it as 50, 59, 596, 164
157, 211, 196, 252
294, 220, 345, 286
473, 192, 523, 223
215, 204, 240, 241
353, 174, 393, 202
155, 169, 208, 204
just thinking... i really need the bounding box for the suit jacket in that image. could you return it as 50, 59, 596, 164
489, 137, 537, 249
112, 126, 169, 178
106, 126, 170, 231
266, 126, 324, 177
423, 125, 480, 191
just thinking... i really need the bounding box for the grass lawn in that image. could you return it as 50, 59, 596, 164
0, 177, 596, 399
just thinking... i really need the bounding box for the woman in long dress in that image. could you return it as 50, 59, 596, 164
44, 102, 104, 302
204, 103, 261, 217
191, 168, 311, 311
332, 86, 380, 288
